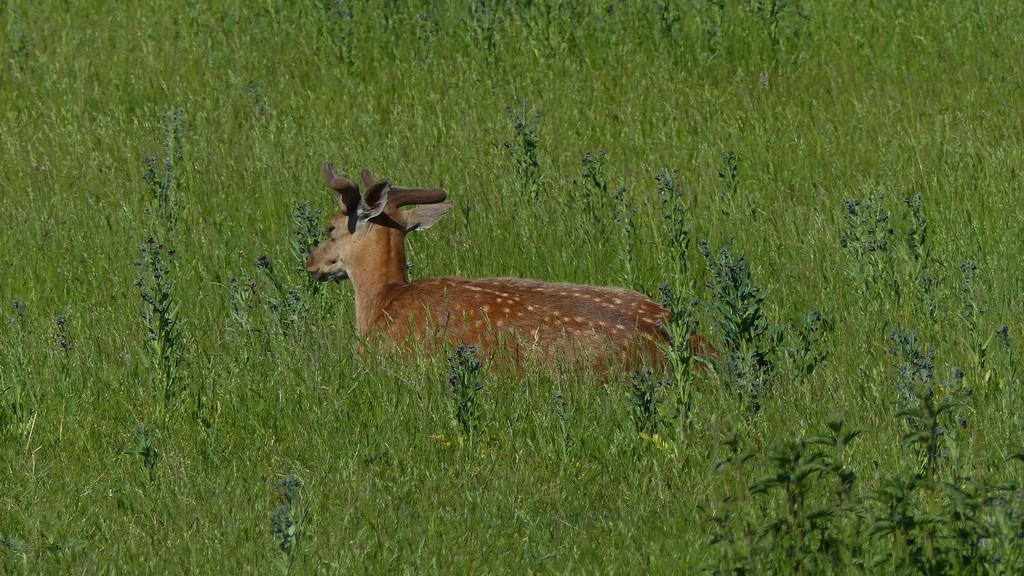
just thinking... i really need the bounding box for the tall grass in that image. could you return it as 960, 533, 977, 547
2, 0, 1023, 572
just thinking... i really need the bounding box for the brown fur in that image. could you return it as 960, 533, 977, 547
306, 164, 715, 373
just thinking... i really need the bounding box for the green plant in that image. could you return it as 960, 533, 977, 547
270, 475, 305, 575
255, 255, 307, 336
657, 284, 700, 426
699, 0, 726, 57
53, 314, 71, 353
750, 0, 785, 48
128, 425, 159, 483
448, 345, 484, 441
656, 168, 691, 278
652, 0, 682, 43
503, 99, 543, 202
246, 80, 269, 125
466, 0, 503, 56
960, 260, 996, 389
786, 309, 832, 382
612, 184, 635, 284
291, 200, 326, 301
143, 108, 186, 235
228, 275, 259, 337
717, 150, 739, 203
895, 364, 966, 481
0, 300, 34, 438
996, 326, 1020, 391
703, 433, 759, 574
839, 193, 896, 294
574, 150, 610, 225
135, 238, 184, 406
313, 0, 355, 63
700, 240, 780, 412
904, 193, 929, 266
749, 437, 837, 574
625, 368, 672, 438
4, 5, 30, 71
902, 193, 937, 321
656, 170, 703, 424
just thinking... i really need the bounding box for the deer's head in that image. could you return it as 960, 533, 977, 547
306, 163, 452, 282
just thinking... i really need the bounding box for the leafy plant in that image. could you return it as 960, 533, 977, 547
700, 241, 781, 412
291, 200, 326, 301
699, 0, 726, 57
129, 425, 159, 482
839, 193, 896, 294
270, 475, 305, 575
625, 368, 672, 438
53, 314, 71, 352
313, 0, 355, 63
612, 184, 635, 284
996, 326, 1020, 391
228, 275, 259, 337
246, 80, 270, 125
135, 238, 184, 406
718, 150, 739, 203
959, 260, 995, 389
575, 150, 610, 224
466, 0, 504, 56
749, 436, 838, 574
652, 0, 682, 43
255, 255, 308, 336
503, 99, 543, 202
786, 309, 832, 382
0, 300, 34, 438
657, 284, 701, 426
4, 5, 30, 71
143, 108, 186, 235
448, 345, 484, 441
656, 168, 692, 278
902, 193, 937, 320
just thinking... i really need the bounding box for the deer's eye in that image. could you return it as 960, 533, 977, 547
327, 226, 336, 237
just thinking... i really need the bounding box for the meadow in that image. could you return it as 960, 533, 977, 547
2, 0, 1023, 573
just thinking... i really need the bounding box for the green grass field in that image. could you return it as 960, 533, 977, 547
2, 1, 1024, 573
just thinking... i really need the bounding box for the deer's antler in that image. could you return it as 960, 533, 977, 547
324, 162, 360, 212
358, 167, 447, 208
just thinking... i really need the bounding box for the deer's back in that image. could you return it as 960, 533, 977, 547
372, 277, 668, 368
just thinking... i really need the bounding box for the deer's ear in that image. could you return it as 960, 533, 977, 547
358, 180, 391, 220
403, 201, 453, 232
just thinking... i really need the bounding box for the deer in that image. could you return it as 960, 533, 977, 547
305, 163, 715, 374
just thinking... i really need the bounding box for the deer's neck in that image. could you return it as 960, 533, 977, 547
349, 225, 409, 335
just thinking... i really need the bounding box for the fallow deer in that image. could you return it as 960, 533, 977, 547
305, 163, 714, 372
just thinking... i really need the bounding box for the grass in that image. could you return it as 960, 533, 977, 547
2, 0, 1024, 572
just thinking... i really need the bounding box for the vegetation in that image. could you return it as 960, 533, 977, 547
2, 1, 1023, 572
